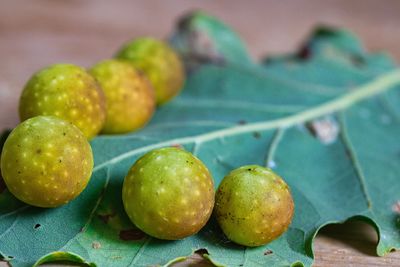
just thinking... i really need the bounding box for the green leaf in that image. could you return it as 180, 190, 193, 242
302, 26, 365, 56
33, 251, 96, 267
169, 10, 252, 67
1, 12, 400, 267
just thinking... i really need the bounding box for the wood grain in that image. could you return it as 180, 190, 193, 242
0, 0, 399, 266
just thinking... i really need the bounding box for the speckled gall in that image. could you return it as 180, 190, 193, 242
19, 64, 106, 139
89, 59, 155, 134
215, 165, 294, 247
122, 147, 214, 240
115, 37, 185, 105
0, 116, 94, 207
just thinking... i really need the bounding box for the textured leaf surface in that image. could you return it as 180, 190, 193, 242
1, 13, 400, 267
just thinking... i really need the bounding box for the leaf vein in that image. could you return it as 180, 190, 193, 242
93, 69, 400, 173
265, 128, 284, 168
58, 166, 112, 252
339, 113, 372, 208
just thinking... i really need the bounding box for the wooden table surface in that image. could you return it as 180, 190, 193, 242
1, 1, 400, 266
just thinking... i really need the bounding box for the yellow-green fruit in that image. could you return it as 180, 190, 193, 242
115, 37, 185, 105
19, 64, 106, 139
89, 60, 155, 134
215, 165, 294, 247
122, 147, 214, 240
0, 116, 93, 207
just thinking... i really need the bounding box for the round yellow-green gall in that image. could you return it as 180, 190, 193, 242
115, 37, 185, 105
215, 165, 294, 247
19, 64, 106, 139
89, 60, 155, 134
0, 116, 93, 208
122, 147, 214, 240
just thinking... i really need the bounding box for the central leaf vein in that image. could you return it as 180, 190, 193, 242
93, 69, 400, 173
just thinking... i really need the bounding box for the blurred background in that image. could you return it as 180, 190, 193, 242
1, 1, 400, 266
1, 0, 400, 130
